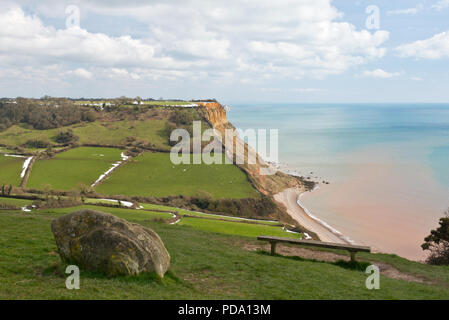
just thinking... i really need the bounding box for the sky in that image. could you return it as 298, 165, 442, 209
0, 0, 448, 103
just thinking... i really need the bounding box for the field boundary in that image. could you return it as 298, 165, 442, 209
20, 156, 36, 188
90, 153, 132, 188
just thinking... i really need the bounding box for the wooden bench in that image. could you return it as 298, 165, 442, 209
257, 236, 371, 262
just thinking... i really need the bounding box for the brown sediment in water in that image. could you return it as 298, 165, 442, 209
299, 146, 449, 261
274, 187, 349, 244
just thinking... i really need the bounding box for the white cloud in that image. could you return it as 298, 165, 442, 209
432, 0, 449, 11
396, 31, 449, 59
70, 68, 93, 79
0, 7, 190, 77
0, 1, 389, 88
0, 7, 187, 68
410, 76, 423, 81
363, 69, 401, 78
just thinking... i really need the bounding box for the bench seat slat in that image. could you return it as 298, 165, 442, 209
257, 236, 371, 253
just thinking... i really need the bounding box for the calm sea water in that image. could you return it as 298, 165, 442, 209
228, 103, 449, 260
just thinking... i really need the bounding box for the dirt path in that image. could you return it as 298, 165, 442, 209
244, 242, 431, 284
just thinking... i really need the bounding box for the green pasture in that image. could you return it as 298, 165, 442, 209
0, 155, 25, 186
140, 203, 278, 225
44, 205, 174, 221
96, 152, 260, 199
0, 119, 170, 150
179, 216, 296, 239
0, 197, 33, 207
27, 147, 123, 191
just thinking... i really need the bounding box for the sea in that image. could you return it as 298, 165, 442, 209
228, 103, 449, 260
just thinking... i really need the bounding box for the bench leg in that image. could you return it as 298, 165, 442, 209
349, 251, 356, 262
270, 242, 277, 256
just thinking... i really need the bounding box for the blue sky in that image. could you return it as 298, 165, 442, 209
0, 0, 448, 103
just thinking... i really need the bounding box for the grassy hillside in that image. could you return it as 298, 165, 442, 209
1, 207, 449, 299
0, 119, 170, 150
96, 152, 260, 199
178, 217, 295, 238
27, 147, 123, 190
47, 205, 175, 221
0, 155, 24, 186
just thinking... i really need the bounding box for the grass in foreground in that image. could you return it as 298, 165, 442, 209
96, 152, 260, 199
0, 155, 24, 186
1, 208, 449, 299
27, 147, 123, 191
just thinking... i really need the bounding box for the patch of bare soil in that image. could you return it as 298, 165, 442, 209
244, 243, 432, 284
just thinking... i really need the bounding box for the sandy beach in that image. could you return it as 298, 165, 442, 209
274, 145, 449, 261
274, 187, 351, 244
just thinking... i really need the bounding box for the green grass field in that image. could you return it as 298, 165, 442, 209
140, 100, 193, 106
27, 147, 123, 191
0, 155, 25, 186
179, 216, 296, 239
139, 202, 294, 238
0, 119, 170, 150
0, 197, 33, 207
0, 195, 295, 238
1, 208, 449, 299
46, 205, 174, 221
72, 120, 169, 149
0, 193, 295, 238
140, 203, 279, 225
96, 152, 260, 199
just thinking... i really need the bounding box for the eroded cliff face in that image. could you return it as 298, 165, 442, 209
197, 102, 228, 128
198, 102, 306, 196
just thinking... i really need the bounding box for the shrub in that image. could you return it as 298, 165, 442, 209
81, 111, 96, 122
55, 130, 79, 145
165, 122, 179, 146
24, 139, 51, 149
422, 209, 449, 265
170, 110, 194, 126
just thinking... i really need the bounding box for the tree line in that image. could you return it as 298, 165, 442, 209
0, 99, 96, 132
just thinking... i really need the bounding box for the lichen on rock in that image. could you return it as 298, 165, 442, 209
51, 209, 170, 277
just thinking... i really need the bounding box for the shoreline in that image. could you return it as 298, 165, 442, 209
269, 162, 355, 244
274, 187, 352, 244
296, 188, 355, 245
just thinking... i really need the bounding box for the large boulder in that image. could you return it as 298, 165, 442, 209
51, 209, 170, 277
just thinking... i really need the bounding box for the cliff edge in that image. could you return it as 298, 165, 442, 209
198, 102, 309, 196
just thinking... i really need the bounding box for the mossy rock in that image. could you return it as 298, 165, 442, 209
51, 209, 170, 277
